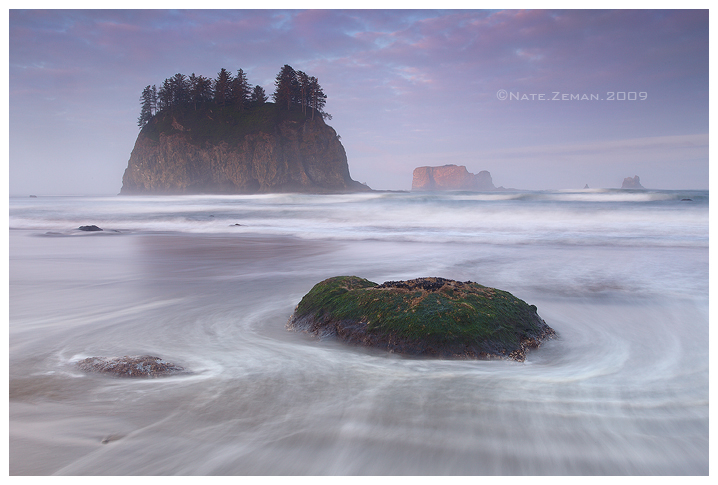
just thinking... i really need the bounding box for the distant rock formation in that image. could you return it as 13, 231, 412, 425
584, 184, 589, 189
412, 165, 496, 191
121, 104, 369, 195
621, 175, 645, 189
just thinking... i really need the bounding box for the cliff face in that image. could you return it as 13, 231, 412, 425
412, 165, 495, 191
121, 105, 368, 194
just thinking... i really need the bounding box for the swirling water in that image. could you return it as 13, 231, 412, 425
9, 190, 708, 475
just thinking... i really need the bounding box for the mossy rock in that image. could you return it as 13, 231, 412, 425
287, 276, 556, 361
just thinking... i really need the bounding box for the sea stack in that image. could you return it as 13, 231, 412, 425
412, 165, 496, 191
121, 103, 369, 195
621, 175, 645, 189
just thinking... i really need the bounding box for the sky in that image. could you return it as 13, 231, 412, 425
7, 7, 710, 195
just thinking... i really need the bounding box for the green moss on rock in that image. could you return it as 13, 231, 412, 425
287, 276, 556, 361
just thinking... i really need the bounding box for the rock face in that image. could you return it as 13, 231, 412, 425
287, 276, 556, 362
412, 165, 495, 191
121, 104, 369, 194
621, 175, 645, 189
77, 355, 187, 377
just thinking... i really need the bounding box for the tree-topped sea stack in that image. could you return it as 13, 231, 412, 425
288, 276, 556, 361
121, 65, 368, 195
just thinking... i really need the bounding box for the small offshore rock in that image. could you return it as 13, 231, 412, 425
78, 225, 103, 231
77, 355, 187, 378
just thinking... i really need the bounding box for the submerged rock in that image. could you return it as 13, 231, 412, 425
287, 276, 556, 362
77, 355, 187, 377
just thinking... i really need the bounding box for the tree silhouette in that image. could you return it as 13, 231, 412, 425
140, 65, 330, 122
214, 68, 233, 107
231, 69, 251, 110
296, 70, 310, 115
189, 73, 213, 110
308, 76, 329, 120
170, 73, 189, 105
251, 85, 268, 106
150, 85, 158, 114
273, 64, 298, 110
137, 85, 155, 128
157, 78, 173, 111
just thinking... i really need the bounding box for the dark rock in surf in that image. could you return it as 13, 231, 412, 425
78, 225, 103, 231
77, 355, 187, 378
287, 276, 556, 362
681, 198, 693, 201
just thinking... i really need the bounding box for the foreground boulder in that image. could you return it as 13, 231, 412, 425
287, 276, 555, 361
77, 355, 187, 377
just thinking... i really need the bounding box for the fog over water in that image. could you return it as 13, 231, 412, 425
8, 190, 708, 475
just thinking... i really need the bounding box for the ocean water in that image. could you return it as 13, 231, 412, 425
8, 190, 709, 475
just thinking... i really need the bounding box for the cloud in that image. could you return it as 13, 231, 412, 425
482, 134, 708, 159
